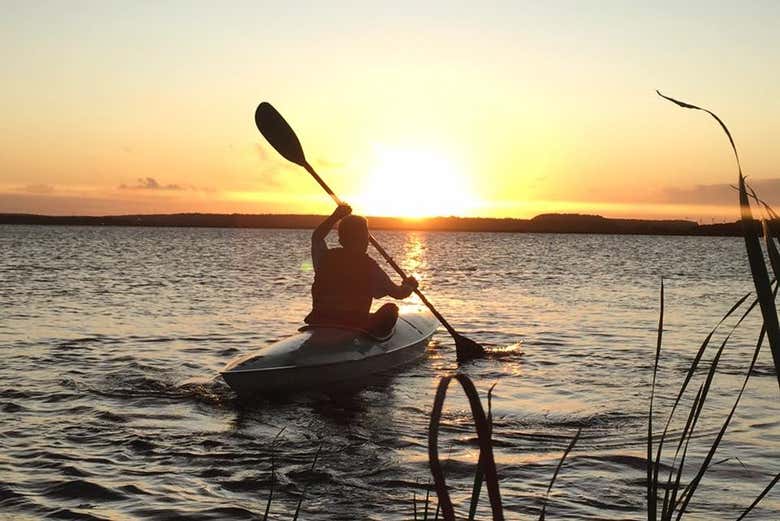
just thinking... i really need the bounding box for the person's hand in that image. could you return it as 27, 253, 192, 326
333, 204, 352, 219
402, 276, 418, 291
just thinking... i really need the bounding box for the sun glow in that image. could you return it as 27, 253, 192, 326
352, 146, 477, 218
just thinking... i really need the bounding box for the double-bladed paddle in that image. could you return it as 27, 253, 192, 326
254, 101, 485, 362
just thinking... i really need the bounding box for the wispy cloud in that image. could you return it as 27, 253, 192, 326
20, 184, 55, 194
661, 178, 780, 206
119, 177, 184, 191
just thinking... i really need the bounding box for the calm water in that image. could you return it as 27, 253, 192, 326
1, 225, 778, 520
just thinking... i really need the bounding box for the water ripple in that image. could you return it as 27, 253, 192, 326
1, 226, 777, 519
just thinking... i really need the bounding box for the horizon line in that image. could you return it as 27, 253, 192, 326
0, 211, 731, 224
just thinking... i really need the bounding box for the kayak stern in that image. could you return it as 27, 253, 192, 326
221, 311, 437, 396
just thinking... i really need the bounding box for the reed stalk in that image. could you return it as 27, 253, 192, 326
658, 90, 780, 391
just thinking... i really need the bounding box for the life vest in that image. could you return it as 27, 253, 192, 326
307, 247, 375, 325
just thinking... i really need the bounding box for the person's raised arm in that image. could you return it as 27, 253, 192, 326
370, 263, 418, 300
387, 276, 419, 300
312, 204, 351, 269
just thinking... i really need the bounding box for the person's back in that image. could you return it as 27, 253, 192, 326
309, 246, 374, 325
305, 205, 417, 336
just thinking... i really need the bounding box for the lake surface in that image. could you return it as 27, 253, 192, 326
1, 225, 778, 520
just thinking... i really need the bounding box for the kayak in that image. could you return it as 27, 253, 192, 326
221, 310, 438, 396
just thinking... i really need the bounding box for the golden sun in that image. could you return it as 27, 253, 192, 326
352, 146, 477, 218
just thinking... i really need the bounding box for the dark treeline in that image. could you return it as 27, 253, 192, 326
0, 212, 761, 236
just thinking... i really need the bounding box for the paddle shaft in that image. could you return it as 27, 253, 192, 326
302, 161, 460, 337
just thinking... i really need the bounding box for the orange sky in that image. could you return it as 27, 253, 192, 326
1, 3, 779, 221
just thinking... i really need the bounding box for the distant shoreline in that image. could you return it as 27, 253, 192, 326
0, 212, 754, 237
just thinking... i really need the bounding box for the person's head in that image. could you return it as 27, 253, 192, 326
338, 215, 369, 252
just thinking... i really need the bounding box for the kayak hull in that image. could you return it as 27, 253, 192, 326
221, 311, 438, 396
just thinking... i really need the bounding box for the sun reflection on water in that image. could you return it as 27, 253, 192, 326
402, 231, 426, 273
400, 232, 427, 306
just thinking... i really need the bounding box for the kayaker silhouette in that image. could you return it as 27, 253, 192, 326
304, 204, 418, 337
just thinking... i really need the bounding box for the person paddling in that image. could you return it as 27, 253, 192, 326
304, 204, 418, 337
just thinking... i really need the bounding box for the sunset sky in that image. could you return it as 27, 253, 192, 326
2, 1, 779, 221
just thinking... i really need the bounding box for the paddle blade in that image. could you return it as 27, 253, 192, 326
255, 102, 307, 166
454, 333, 486, 362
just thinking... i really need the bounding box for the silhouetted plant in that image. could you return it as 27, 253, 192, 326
645, 279, 778, 520
644, 92, 780, 520
658, 91, 780, 390
418, 93, 780, 521
426, 374, 579, 520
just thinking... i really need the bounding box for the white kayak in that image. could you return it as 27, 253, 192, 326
221, 310, 438, 396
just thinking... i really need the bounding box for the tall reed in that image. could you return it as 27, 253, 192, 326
419, 92, 780, 520
426, 374, 579, 520
658, 91, 780, 390
644, 91, 780, 519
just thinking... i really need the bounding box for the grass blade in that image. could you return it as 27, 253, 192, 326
661, 290, 761, 519
468, 382, 497, 520
263, 458, 275, 521
674, 313, 766, 520
736, 471, 780, 521
662, 384, 704, 520
656, 91, 742, 170
762, 220, 780, 285
655, 291, 751, 520
539, 428, 581, 521
292, 442, 323, 521
658, 90, 780, 391
647, 279, 664, 521
729, 184, 780, 221
262, 426, 286, 521
748, 182, 780, 221
423, 479, 431, 521
468, 457, 485, 520
739, 178, 780, 391
680, 295, 759, 444
429, 374, 504, 521
413, 480, 418, 521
